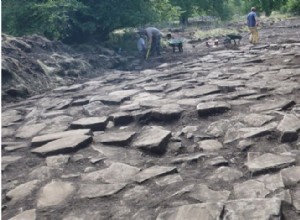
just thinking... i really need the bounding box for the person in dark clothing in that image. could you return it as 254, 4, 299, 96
139, 27, 162, 57
247, 7, 259, 44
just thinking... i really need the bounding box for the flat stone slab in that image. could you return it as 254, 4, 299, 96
93, 131, 136, 146
198, 139, 223, 152
242, 113, 275, 127
31, 135, 92, 157
223, 198, 281, 220
234, 180, 269, 199
132, 126, 171, 154
134, 165, 177, 183
152, 104, 184, 121
208, 167, 243, 182
46, 155, 70, 168
8, 209, 36, 220
245, 153, 296, 174
250, 99, 295, 112
76, 183, 126, 199
37, 181, 76, 208
6, 180, 40, 203
156, 202, 224, 220
2, 109, 23, 127
2, 156, 23, 171
155, 174, 183, 186
81, 162, 140, 183
111, 112, 134, 126
31, 129, 92, 146
188, 184, 230, 202
281, 166, 300, 186
70, 117, 109, 131
197, 101, 231, 116
15, 123, 47, 139
184, 85, 220, 98
171, 153, 207, 164
277, 114, 300, 142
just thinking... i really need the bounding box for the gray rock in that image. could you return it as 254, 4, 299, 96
277, 114, 300, 142
189, 184, 230, 202
197, 101, 231, 116
292, 188, 300, 211
245, 153, 296, 174
155, 174, 183, 186
28, 166, 59, 182
132, 126, 171, 154
208, 167, 243, 182
6, 180, 40, 203
83, 101, 111, 116
223, 198, 281, 220
256, 173, 285, 192
2, 110, 23, 127
81, 162, 140, 183
250, 99, 295, 112
93, 131, 136, 146
152, 104, 183, 121
37, 180, 76, 208
123, 185, 150, 202
234, 180, 269, 199
242, 113, 275, 127
156, 202, 224, 220
31, 135, 92, 157
205, 119, 232, 137
111, 112, 134, 126
3, 142, 29, 152
31, 129, 91, 146
171, 153, 207, 164
207, 156, 228, 166
2, 156, 22, 171
184, 85, 220, 98
15, 123, 47, 139
46, 155, 70, 168
198, 139, 223, 152
134, 165, 177, 183
71, 117, 109, 131
281, 166, 300, 186
8, 209, 36, 220
76, 183, 126, 199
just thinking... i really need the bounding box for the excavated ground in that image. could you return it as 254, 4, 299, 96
2, 18, 300, 220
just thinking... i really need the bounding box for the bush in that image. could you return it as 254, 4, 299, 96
287, 0, 300, 14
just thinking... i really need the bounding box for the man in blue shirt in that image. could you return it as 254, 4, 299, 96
247, 7, 259, 45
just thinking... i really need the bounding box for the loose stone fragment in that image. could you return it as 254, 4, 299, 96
111, 112, 134, 126
37, 181, 76, 208
281, 166, 300, 186
46, 155, 70, 168
208, 167, 243, 182
198, 139, 223, 152
189, 184, 230, 202
234, 180, 269, 199
277, 114, 300, 142
171, 153, 207, 164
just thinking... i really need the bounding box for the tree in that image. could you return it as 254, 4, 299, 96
286, 0, 300, 14
243, 0, 288, 16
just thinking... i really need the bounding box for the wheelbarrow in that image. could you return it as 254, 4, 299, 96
167, 39, 185, 53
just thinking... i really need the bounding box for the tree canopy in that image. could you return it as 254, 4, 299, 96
2, 0, 298, 43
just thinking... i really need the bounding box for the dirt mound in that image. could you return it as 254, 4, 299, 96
1, 34, 126, 102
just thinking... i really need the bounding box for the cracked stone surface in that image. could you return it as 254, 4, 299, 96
2, 18, 300, 220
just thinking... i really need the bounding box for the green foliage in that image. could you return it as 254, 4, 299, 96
243, 0, 288, 16
286, 0, 300, 14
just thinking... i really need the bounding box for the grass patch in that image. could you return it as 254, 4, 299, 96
194, 28, 239, 40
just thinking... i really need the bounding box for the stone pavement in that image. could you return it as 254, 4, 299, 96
2, 24, 300, 219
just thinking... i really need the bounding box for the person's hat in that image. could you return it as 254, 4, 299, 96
251, 7, 256, 11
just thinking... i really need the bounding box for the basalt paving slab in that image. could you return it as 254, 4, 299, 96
31, 135, 92, 157
70, 117, 109, 131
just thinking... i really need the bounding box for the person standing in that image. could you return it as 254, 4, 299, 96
247, 7, 259, 45
140, 27, 162, 57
